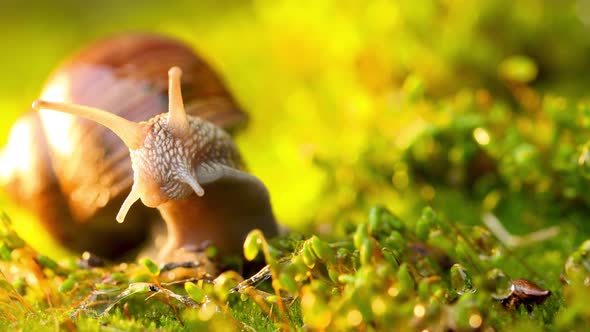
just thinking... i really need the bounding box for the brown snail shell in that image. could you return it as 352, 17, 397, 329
0, 34, 249, 258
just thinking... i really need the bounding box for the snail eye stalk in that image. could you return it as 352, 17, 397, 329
166, 66, 190, 137
31, 100, 148, 150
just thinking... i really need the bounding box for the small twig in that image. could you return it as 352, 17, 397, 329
482, 213, 560, 248
482, 213, 559, 280
231, 265, 272, 293
161, 277, 214, 287
150, 277, 184, 326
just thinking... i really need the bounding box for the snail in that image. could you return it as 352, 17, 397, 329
0, 34, 278, 261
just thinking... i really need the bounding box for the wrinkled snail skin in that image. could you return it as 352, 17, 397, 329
0, 34, 277, 260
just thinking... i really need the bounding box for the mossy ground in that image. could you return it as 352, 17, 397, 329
0, 202, 588, 331
3, 1, 590, 331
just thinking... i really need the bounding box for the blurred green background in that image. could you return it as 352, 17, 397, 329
2, 0, 590, 256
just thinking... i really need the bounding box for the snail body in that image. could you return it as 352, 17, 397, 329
0, 34, 277, 260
